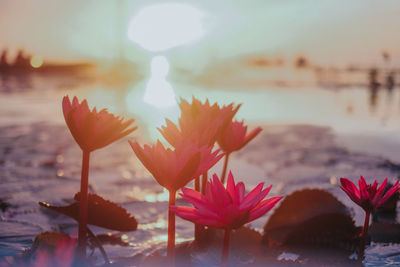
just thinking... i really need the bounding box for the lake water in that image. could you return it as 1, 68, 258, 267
1, 72, 400, 266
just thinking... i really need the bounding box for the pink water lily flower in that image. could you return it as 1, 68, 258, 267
179, 97, 241, 146
340, 176, 399, 212
62, 96, 137, 258
158, 97, 238, 241
63, 96, 137, 152
340, 176, 400, 260
171, 172, 282, 266
129, 140, 222, 192
217, 120, 262, 183
129, 140, 223, 264
218, 120, 262, 155
159, 97, 241, 148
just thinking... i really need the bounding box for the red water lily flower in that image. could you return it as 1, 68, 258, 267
158, 97, 239, 242
179, 97, 240, 136
340, 176, 400, 260
63, 96, 137, 152
218, 120, 262, 154
129, 140, 223, 263
340, 176, 399, 212
171, 172, 282, 266
62, 95, 137, 258
172, 171, 282, 229
217, 120, 262, 184
129, 140, 223, 192
158, 116, 219, 151
159, 97, 241, 148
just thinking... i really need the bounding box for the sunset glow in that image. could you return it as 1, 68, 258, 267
143, 56, 176, 108
2, 1, 400, 266
127, 3, 205, 52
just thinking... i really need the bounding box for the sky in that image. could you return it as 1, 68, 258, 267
0, 0, 399, 68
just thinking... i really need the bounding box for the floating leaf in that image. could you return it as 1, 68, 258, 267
39, 193, 137, 232
379, 159, 400, 172
194, 226, 262, 251
25, 232, 77, 267
370, 222, 400, 243
263, 189, 359, 250
373, 182, 400, 220
0, 197, 13, 212
31, 232, 76, 253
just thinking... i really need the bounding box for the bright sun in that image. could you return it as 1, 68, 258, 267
127, 3, 205, 52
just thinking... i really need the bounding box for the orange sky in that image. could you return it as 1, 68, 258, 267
1, 0, 399, 68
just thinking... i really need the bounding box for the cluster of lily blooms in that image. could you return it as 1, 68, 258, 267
62, 95, 400, 265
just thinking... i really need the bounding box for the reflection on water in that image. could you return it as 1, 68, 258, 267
150, 234, 168, 245
365, 243, 400, 267
1, 72, 400, 143
149, 234, 188, 245
124, 186, 170, 202
2, 75, 400, 265
168, 83, 400, 139
368, 68, 380, 114
143, 188, 170, 202
0, 72, 33, 93
125, 84, 180, 140
143, 56, 176, 108
140, 218, 168, 230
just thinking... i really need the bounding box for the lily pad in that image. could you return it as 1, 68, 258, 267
263, 189, 359, 250
39, 193, 138, 232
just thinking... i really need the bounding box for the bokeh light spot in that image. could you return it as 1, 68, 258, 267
30, 55, 43, 68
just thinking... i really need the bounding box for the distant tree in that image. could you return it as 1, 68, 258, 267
295, 56, 309, 68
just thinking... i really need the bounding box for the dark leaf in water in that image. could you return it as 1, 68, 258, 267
142, 242, 193, 267
373, 182, 399, 222
0, 197, 13, 212
263, 189, 359, 251
32, 232, 77, 266
141, 228, 262, 267
189, 227, 265, 264
370, 222, 400, 243
0, 232, 65, 267
378, 159, 400, 172
39, 193, 138, 232
94, 233, 129, 247
31, 231, 75, 253
4, 232, 78, 267
202, 226, 262, 250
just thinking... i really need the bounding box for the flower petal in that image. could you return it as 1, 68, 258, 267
377, 180, 400, 208
340, 178, 361, 199
248, 196, 283, 221
359, 176, 370, 200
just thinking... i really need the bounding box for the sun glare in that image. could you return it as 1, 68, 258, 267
127, 3, 205, 52
143, 56, 176, 108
